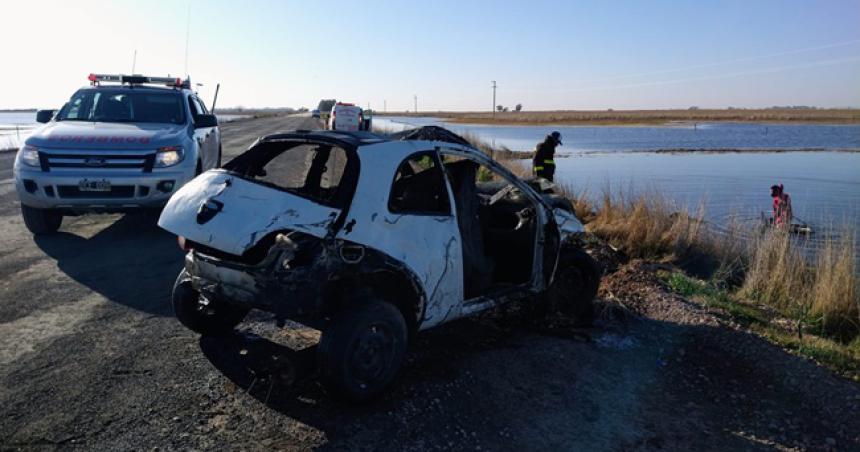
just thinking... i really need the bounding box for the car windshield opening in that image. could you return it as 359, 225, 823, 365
57, 90, 185, 124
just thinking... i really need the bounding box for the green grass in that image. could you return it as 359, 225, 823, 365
659, 270, 860, 379
661, 271, 767, 326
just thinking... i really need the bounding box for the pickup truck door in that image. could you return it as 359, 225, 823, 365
188, 96, 213, 170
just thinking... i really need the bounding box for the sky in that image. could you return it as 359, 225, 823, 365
1, 0, 859, 111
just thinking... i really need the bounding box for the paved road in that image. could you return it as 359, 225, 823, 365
1, 114, 858, 451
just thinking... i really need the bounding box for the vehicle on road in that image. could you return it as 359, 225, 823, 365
311, 109, 320, 118
327, 102, 363, 132
158, 126, 599, 402
317, 99, 336, 123
13, 73, 221, 235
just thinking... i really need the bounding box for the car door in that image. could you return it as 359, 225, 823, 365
335, 143, 464, 330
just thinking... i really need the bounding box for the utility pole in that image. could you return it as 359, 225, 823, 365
413, 94, 418, 114
384, 99, 387, 112
491, 80, 497, 117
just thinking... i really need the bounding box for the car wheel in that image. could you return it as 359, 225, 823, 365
171, 270, 248, 335
195, 159, 202, 176
317, 299, 408, 403
21, 205, 62, 235
216, 146, 222, 168
544, 248, 600, 325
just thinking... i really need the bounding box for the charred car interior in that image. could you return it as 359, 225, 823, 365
158, 127, 599, 402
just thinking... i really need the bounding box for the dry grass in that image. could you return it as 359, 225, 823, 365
572, 186, 860, 342
381, 109, 860, 126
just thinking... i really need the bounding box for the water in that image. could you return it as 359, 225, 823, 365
375, 115, 860, 259
0, 112, 37, 150
374, 116, 860, 153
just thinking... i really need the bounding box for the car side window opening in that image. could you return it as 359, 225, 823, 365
187, 96, 200, 121
195, 97, 209, 114
388, 152, 451, 215
251, 144, 348, 206
441, 152, 539, 297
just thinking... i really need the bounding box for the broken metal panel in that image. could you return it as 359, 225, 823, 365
553, 207, 585, 241
158, 170, 340, 256
340, 141, 465, 330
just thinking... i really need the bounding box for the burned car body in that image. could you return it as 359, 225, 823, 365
158, 127, 599, 401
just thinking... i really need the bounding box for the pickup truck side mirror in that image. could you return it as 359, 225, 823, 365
36, 109, 55, 123
194, 114, 218, 128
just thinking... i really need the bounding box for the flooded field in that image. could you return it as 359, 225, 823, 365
376, 116, 860, 258
374, 116, 860, 153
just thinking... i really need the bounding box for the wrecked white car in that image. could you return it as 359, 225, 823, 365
158, 126, 600, 401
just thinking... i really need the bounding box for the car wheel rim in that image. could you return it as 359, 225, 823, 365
349, 323, 396, 389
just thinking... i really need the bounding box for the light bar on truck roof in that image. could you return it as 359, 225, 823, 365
87, 73, 190, 88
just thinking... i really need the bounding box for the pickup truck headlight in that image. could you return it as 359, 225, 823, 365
154, 146, 184, 167
19, 145, 40, 167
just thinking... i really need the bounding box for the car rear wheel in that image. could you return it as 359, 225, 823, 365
317, 299, 408, 403
543, 248, 600, 325
21, 205, 62, 235
172, 270, 248, 335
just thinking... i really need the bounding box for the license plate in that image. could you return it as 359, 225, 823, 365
78, 179, 111, 192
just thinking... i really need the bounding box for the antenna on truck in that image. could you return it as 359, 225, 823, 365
211, 83, 221, 111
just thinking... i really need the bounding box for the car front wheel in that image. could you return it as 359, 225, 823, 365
317, 299, 408, 403
172, 270, 248, 335
21, 205, 62, 235
544, 248, 600, 325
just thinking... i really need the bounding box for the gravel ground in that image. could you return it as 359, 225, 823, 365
1, 116, 858, 451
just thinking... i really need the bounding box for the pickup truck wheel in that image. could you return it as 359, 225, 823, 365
21, 205, 62, 235
216, 146, 222, 167
545, 248, 600, 325
172, 270, 248, 335
318, 300, 407, 403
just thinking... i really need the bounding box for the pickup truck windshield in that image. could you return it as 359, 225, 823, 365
57, 90, 185, 124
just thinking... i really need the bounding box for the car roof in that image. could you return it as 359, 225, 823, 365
257, 126, 475, 151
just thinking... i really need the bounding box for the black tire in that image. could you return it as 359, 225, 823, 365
171, 270, 248, 335
195, 159, 203, 176
21, 205, 62, 235
216, 146, 223, 168
318, 299, 408, 403
544, 248, 600, 325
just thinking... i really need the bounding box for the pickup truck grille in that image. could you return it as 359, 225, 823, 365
56, 185, 136, 198
39, 152, 155, 172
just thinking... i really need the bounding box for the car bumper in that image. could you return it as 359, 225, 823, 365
15, 167, 194, 211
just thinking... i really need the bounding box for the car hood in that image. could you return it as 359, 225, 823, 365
27, 121, 187, 150
158, 170, 341, 256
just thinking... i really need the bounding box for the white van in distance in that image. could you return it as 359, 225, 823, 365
327, 103, 365, 131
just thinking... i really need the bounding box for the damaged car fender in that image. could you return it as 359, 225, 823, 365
158, 170, 341, 256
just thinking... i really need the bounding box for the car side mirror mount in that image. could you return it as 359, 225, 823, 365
36, 109, 55, 123
194, 114, 218, 128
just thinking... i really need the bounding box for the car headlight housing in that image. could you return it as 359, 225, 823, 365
19, 145, 40, 167
154, 146, 184, 167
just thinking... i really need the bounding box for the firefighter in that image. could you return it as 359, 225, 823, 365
532, 131, 562, 181
771, 183, 793, 228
